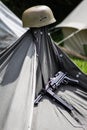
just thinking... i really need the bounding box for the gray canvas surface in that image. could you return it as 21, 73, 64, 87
0, 27, 87, 130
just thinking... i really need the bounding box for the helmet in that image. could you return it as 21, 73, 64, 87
22, 5, 56, 28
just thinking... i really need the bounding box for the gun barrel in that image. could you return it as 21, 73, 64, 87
64, 76, 79, 84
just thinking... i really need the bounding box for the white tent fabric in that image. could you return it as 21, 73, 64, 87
55, 0, 87, 56
56, 0, 87, 30
0, 1, 26, 50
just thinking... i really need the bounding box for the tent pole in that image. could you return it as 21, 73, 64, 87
57, 29, 81, 45
58, 46, 87, 60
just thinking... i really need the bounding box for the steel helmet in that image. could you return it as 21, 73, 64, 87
22, 5, 56, 28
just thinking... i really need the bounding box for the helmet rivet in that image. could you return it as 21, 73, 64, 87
60, 54, 63, 57
40, 32, 43, 35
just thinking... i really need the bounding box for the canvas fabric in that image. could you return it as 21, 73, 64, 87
0, 1, 26, 51
62, 28, 87, 56
55, 0, 87, 56
0, 27, 87, 130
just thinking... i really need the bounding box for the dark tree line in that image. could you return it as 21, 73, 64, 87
1, 0, 82, 23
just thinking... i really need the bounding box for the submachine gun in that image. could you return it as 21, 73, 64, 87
34, 71, 79, 112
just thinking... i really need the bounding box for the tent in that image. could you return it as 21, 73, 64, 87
0, 1, 26, 51
0, 26, 87, 130
55, 0, 87, 56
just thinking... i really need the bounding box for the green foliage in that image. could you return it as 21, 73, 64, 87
51, 30, 64, 46
71, 58, 87, 74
